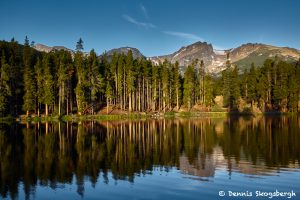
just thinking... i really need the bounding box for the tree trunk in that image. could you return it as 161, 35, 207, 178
37, 103, 40, 117
66, 96, 69, 115
106, 97, 109, 114
129, 91, 132, 112
176, 88, 179, 110
59, 97, 61, 116
46, 104, 48, 116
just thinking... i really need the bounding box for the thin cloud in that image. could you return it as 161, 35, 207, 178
123, 14, 156, 29
140, 4, 148, 19
163, 31, 203, 41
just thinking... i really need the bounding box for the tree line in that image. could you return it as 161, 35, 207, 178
0, 37, 300, 117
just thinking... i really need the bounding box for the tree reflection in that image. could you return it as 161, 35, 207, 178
0, 116, 299, 199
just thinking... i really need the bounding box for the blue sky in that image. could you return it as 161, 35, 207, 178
0, 0, 299, 56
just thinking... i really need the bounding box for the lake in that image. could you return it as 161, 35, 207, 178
0, 116, 300, 200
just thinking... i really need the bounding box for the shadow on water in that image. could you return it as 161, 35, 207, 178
0, 115, 300, 199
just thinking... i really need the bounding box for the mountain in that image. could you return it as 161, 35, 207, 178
34, 43, 74, 53
150, 42, 226, 73
230, 43, 300, 69
103, 47, 145, 61
33, 42, 300, 74
150, 42, 300, 74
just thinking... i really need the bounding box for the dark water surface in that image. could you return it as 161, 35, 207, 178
0, 116, 300, 200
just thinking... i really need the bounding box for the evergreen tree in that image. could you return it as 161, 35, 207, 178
161, 60, 170, 112
0, 54, 11, 114
105, 82, 113, 114
34, 58, 44, 116
74, 52, 87, 114
126, 51, 135, 112
183, 65, 196, 110
22, 37, 36, 116
199, 60, 205, 104
42, 54, 54, 116
87, 49, 105, 113
151, 64, 159, 111
117, 54, 125, 110
247, 63, 258, 110
56, 51, 71, 115
204, 74, 214, 107
229, 65, 240, 110
173, 61, 181, 110
222, 54, 231, 108
76, 38, 84, 52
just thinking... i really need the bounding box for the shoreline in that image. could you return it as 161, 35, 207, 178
1, 111, 298, 123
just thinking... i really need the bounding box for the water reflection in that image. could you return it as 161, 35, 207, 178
0, 116, 300, 199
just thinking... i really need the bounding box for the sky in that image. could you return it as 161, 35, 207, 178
0, 0, 299, 56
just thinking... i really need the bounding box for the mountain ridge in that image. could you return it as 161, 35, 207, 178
33, 41, 300, 74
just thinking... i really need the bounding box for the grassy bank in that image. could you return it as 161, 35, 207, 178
14, 111, 229, 122
16, 113, 150, 123
8, 110, 298, 123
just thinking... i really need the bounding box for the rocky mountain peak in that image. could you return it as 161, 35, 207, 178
102, 47, 145, 61
150, 41, 215, 68
33, 43, 74, 54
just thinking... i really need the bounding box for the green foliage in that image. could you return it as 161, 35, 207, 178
34, 58, 44, 104
42, 54, 54, 106
0, 55, 11, 114
22, 38, 36, 114
76, 38, 84, 52
204, 75, 214, 106
183, 65, 196, 110
1, 39, 300, 117
74, 52, 88, 113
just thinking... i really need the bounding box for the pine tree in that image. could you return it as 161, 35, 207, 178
43, 54, 54, 116
117, 54, 124, 110
22, 37, 36, 116
0, 54, 11, 115
87, 49, 105, 114
204, 74, 214, 107
126, 50, 135, 112
110, 52, 118, 105
152, 64, 159, 111
247, 63, 257, 110
105, 82, 113, 114
34, 58, 44, 116
142, 59, 152, 111
222, 54, 231, 109
229, 65, 240, 110
74, 52, 87, 115
76, 38, 84, 52
173, 61, 181, 110
57, 51, 70, 115
161, 60, 170, 112
199, 60, 205, 104
183, 65, 196, 110
296, 59, 300, 112
287, 65, 298, 112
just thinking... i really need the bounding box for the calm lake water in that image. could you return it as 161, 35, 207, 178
0, 116, 300, 200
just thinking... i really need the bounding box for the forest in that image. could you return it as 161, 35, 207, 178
0, 37, 300, 117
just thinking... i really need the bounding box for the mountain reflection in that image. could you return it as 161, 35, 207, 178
0, 116, 300, 199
